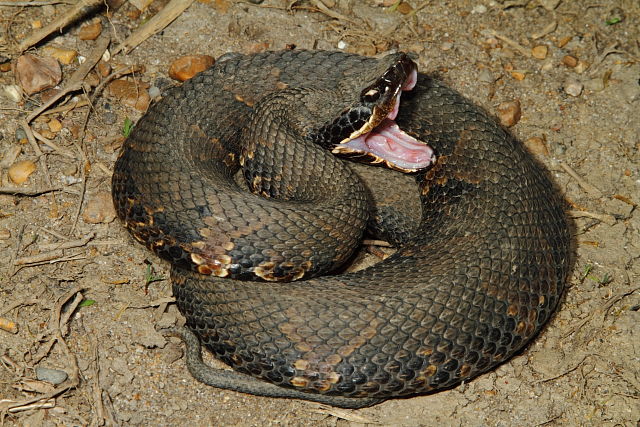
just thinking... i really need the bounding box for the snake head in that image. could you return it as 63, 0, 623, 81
319, 53, 435, 173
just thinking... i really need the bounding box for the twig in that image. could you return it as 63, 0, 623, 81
0, 186, 61, 196
4, 399, 56, 413
18, 0, 104, 52
568, 210, 616, 226
535, 354, 595, 383
113, 0, 195, 54
557, 162, 603, 198
14, 252, 85, 268
483, 29, 531, 57
38, 232, 95, 251
31, 129, 76, 158
14, 249, 64, 265
0, 0, 72, 5
41, 97, 90, 116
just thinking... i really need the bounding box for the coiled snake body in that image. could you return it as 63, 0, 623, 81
112, 50, 571, 408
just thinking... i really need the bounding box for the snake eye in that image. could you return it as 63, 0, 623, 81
362, 88, 381, 103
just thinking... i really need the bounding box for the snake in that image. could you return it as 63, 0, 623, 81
111, 50, 571, 408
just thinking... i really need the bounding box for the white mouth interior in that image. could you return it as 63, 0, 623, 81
336, 69, 435, 172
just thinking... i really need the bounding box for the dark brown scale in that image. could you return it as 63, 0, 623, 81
112, 50, 571, 408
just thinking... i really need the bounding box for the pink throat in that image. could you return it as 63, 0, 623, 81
341, 69, 435, 172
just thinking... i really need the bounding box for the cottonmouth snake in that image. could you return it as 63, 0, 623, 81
111, 50, 571, 408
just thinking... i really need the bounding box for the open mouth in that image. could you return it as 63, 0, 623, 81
332, 61, 435, 173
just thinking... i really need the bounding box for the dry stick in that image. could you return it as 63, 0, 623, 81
113, 0, 195, 54
557, 162, 604, 198
483, 29, 532, 57
0, 186, 61, 195
568, 209, 616, 226
17, 0, 103, 52
14, 249, 64, 266
38, 232, 95, 251
31, 129, 76, 158
41, 98, 90, 116
0, 0, 72, 6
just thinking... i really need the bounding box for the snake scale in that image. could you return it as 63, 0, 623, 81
111, 50, 571, 408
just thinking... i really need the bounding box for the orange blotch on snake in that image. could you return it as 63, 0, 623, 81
290, 376, 310, 388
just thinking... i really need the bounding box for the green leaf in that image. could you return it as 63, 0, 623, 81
605, 17, 621, 25
79, 299, 96, 307
122, 117, 134, 137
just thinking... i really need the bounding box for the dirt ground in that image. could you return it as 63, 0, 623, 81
1, 0, 639, 425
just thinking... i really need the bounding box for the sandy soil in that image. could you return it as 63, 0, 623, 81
1, 0, 639, 425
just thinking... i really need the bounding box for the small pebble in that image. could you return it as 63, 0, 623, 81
397, 2, 413, 14
511, 71, 526, 81
472, 4, 487, 13
0, 62, 11, 72
31, 20, 42, 29
0, 146, 21, 169
42, 46, 78, 65
1, 84, 22, 102
584, 77, 604, 92
440, 41, 453, 51
496, 100, 522, 127
557, 36, 572, 48
539, 0, 560, 10
15, 54, 61, 95
574, 60, 589, 74
168, 55, 215, 82
8, 160, 37, 184
0, 228, 10, 239
48, 118, 63, 132
562, 55, 578, 68
524, 136, 549, 156
78, 19, 102, 40
478, 69, 495, 84
337, 40, 347, 49
564, 80, 583, 97
15, 128, 27, 141
36, 367, 68, 385
148, 86, 161, 98
82, 191, 117, 224
531, 45, 548, 59
97, 60, 111, 77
